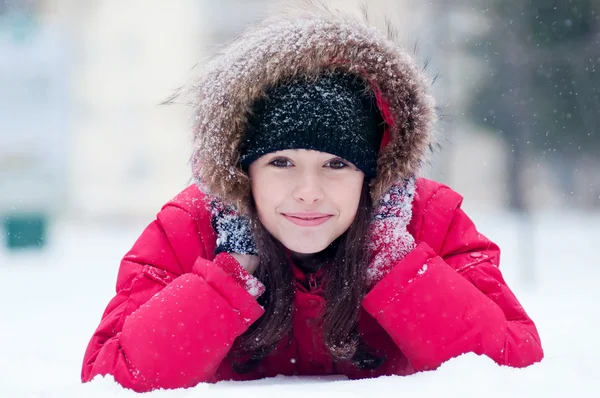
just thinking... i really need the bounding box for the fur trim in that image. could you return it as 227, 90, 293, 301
180, 5, 436, 214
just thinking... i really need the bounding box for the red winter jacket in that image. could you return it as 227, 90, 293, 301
81, 178, 543, 392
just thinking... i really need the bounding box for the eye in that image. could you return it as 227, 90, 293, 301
326, 159, 349, 169
269, 158, 292, 168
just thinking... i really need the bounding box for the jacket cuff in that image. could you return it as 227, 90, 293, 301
363, 241, 437, 312
212, 252, 266, 298
192, 256, 265, 325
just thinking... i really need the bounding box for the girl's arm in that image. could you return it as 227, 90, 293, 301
81, 200, 265, 392
362, 187, 543, 372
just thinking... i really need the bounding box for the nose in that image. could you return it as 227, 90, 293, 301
292, 170, 325, 204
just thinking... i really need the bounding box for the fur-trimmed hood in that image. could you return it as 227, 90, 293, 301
184, 6, 436, 214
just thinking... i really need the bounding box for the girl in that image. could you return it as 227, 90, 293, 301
81, 8, 543, 392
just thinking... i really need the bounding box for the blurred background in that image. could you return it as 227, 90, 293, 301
2, 0, 599, 221
1, 1, 599, 395
2, 0, 599, 216
1, 0, 599, 275
2, 0, 599, 274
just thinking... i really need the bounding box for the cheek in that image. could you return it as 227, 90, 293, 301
339, 186, 362, 224
320, 176, 363, 237
334, 175, 363, 211
251, 176, 283, 224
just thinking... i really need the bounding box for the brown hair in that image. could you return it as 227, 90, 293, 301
228, 179, 379, 372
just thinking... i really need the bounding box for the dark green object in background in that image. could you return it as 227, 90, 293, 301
3, 214, 47, 249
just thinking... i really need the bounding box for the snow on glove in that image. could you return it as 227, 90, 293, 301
366, 177, 417, 289
209, 197, 258, 256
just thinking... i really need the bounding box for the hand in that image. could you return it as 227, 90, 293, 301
366, 178, 417, 289
209, 197, 259, 272
229, 253, 260, 274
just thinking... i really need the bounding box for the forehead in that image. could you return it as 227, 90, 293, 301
269, 149, 338, 159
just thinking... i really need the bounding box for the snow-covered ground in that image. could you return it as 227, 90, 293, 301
1, 212, 598, 397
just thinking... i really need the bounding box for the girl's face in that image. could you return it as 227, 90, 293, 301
248, 149, 365, 256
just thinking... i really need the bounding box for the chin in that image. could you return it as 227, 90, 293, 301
281, 239, 330, 255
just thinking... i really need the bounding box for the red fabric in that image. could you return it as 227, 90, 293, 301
210, 252, 266, 299
81, 179, 543, 392
367, 78, 393, 151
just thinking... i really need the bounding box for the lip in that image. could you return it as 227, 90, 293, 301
283, 214, 333, 227
284, 213, 331, 218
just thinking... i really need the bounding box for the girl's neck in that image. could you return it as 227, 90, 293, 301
289, 242, 338, 274
290, 252, 321, 274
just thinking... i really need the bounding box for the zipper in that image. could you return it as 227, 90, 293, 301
308, 273, 318, 292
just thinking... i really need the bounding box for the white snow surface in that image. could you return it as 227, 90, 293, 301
1, 212, 599, 397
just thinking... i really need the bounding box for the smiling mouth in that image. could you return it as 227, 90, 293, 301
282, 212, 333, 219
287, 215, 327, 220
282, 214, 333, 227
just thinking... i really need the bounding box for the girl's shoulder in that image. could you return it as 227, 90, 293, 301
158, 184, 216, 245
161, 183, 211, 219
409, 178, 466, 249
413, 178, 464, 212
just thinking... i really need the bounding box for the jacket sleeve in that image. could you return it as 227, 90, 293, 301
362, 187, 543, 372
81, 203, 265, 392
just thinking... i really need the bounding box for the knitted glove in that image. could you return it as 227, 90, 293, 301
209, 197, 258, 256
366, 177, 417, 289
